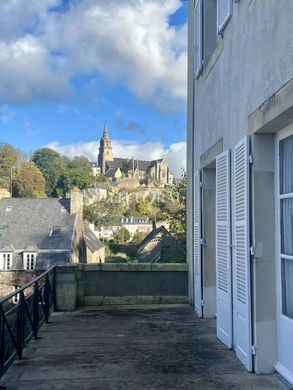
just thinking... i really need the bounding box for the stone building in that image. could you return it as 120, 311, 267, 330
187, 0, 293, 382
96, 125, 174, 185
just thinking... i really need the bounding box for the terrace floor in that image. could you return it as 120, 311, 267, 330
0, 304, 288, 390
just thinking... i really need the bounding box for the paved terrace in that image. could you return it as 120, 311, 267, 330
0, 305, 287, 390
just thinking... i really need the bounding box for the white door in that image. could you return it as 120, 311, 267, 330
194, 170, 202, 317
275, 125, 293, 385
216, 150, 232, 348
232, 136, 253, 371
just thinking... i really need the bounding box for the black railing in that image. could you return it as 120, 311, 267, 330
0, 266, 56, 378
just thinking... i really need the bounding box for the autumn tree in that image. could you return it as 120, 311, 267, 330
12, 162, 46, 198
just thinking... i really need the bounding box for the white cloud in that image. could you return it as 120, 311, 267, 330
0, 0, 187, 110
46, 139, 186, 178
0, 35, 71, 104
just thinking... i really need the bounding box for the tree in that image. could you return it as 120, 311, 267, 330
12, 162, 46, 198
31, 148, 63, 196
132, 230, 148, 245
84, 199, 123, 228
113, 228, 130, 244
0, 143, 21, 189
135, 200, 152, 216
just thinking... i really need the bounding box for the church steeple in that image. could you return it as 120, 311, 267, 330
103, 122, 109, 140
98, 122, 113, 175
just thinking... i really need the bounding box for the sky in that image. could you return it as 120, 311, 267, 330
0, 0, 187, 177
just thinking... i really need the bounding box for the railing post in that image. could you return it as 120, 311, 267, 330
16, 292, 25, 359
52, 267, 57, 311
44, 275, 50, 323
32, 282, 39, 339
0, 305, 5, 377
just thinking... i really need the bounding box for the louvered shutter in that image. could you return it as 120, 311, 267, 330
217, 0, 232, 33
194, 0, 203, 78
232, 136, 252, 371
216, 150, 232, 348
194, 170, 202, 316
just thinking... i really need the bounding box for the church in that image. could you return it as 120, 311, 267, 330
95, 125, 174, 185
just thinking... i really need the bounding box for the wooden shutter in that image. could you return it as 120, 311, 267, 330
216, 150, 232, 348
217, 0, 232, 33
194, 170, 202, 316
232, 136, 253, 371
194, 0, 203, 78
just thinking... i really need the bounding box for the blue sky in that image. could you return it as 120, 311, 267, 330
0, 0, 187, 176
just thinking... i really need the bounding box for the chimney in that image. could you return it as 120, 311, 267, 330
70, 188, 83, 216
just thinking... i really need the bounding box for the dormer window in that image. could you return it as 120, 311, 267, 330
49, 227, 62, 237
5, 206, 12, 212
23, 252, 36, 270
0, 253, 12, 270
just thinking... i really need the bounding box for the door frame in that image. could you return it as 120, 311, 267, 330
274, 124, 293, 385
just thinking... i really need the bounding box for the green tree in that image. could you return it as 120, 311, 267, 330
31, 148, 63, 196
135, 200, 152, 216
12, 162, 46, 198
132, 230, 148, 245
113, 228, 131, 244
84, 199, 123, 228
0, 143, 21, 189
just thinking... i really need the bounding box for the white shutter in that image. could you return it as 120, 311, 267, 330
232, 136, 252, 371
216, 150, 232, 348
194, 170, 202, 316
217, 0, 232, 34
194, 0, 203, 78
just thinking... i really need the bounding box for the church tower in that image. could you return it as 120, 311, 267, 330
98, 123, 113, 174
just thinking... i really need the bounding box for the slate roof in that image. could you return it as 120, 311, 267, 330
137, 225, 174, 254
84, 225, 104, 253
0, 198, 76, 251
105, 158, 161, 174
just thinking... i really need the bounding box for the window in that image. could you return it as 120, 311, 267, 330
194, 0, 232, 78
0, 227, 6, 238
217, 0, 232, 34
0, 253, 12, 270
23, 253, 36, 270
5, 206, 12, 212
49, 226, 62, 237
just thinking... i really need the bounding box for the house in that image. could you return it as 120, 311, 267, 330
0, 189, 85, 270
91, 216, 153, 241
187, 0, 293, 384
83, 225, 105, 263
137, 226, 185, 263
96, 125, 174, 185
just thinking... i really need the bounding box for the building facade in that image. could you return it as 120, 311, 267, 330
97, 125, 174, 185
187, 0, 293, 383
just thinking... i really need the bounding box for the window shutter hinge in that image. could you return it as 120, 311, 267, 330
201, 300, 204, 307
249, 155, 253, 164
200, 238, 204, 246
250, 246, 255, 256
251, 345, 256, 355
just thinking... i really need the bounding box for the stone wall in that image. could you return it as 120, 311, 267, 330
0, 270, 41, 298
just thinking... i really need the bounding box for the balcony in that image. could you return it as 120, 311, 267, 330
0, 265, 286, 389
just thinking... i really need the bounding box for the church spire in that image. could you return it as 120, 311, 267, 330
103, 122, 109, 140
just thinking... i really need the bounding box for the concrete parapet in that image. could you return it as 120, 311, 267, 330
56, 263, 188, 310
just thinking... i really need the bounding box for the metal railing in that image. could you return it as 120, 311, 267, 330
0, 266, 56, 378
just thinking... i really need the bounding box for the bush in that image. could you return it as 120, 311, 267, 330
113, 228, 131, 244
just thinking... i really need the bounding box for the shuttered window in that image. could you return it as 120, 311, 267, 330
194, 0, 203, 78
216, 150, 232, 348
194, 170, 202, 316
217, 0, 232, 34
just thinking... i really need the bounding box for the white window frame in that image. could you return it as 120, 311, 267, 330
217, 0, 233, 34
0, 252, 12, 271
193, 0, 203, 79
23, 252, 37, 271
